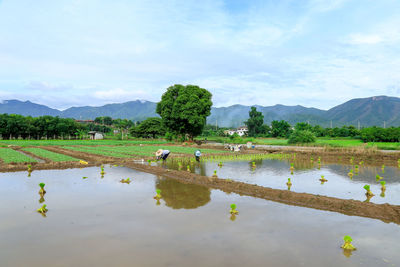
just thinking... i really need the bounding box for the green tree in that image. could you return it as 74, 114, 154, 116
271, 120, 292, 138
245, 107, 264, 137
156, 84, 212, 140
130, 117, 165, 138
288, 130, 316, 144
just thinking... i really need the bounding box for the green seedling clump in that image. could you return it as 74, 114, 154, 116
286, 178, 292, 186
37, 204, 48, 214
319, 175, 327, 183
38, 183, 46, 195
252, 161, 256, 167
350, 157, 354, 164
230, 203, 238, 215
154, 189, 162, 199
363, 184, 374, 197
212, 170, 218, 178
27, 164, 32, 172
380, 180, 386, 191
218, 162, 223, 167
341, 235, 356, 251
348, 170, 354, 178
375, 174, 383, 181
82, 176, 88, 179
186, 165, 191, 172
120, 178, 131, 184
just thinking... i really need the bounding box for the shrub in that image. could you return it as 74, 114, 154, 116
288, 130, 316, 144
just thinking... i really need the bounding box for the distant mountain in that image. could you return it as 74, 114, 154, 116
0, 100, 61, 117
326, 96, 400, 127
61, 100, 157, 121
1, 96, 400, 127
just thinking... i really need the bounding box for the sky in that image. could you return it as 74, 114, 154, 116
0, 0, 399, 110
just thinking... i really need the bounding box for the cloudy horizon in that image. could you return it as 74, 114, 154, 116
1, 0, 399, 110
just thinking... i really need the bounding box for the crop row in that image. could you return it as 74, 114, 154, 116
0, 148, 37, 163
22, 148, 80, 162
62, 146, 134, 158
0, 139, 168, 147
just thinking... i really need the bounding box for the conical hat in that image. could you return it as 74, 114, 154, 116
155, 149, 163, 157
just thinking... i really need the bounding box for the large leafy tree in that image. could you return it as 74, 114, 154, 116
271, 120, 292, 138
245, 107, 264, 137
130, 117, 165, 138
156, 84, 212, 140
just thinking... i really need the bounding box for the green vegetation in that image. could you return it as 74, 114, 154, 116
212, 170, 217, 177
245, 107, 265, 137
37, 204, 48, 214
230, 204, 238, 215
156, 84, 212, 140
0, 139, 167, 147
288, 130, 316, 144
286, 178, 292, 186
130, 117, 165, 138
120, 178, 131, 184
23, 148, 80, 162
320, 175, 328, 182
62, 146, 133, 158
0, 148, 37, 163
364, 185, 374, 197
341, 235, 356, 251
380, 181, 386, 191
38, 183, 46, 195
154, 189, 162, 199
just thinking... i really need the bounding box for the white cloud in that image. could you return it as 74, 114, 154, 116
348, 34, 383, 45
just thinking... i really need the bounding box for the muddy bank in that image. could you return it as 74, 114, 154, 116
124, 161, 400, 225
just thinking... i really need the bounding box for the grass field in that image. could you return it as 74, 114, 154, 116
62, 145, 225, 158
22, 148, 80, 162
62, 146, 134, 158
0, 139, 168, 147
0, 148, 37, 163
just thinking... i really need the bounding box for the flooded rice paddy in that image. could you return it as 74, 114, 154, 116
0, 165, 399, 266
163, 158, 400, 205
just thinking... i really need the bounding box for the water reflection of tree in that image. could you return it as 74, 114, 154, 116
155, 177, 211, 209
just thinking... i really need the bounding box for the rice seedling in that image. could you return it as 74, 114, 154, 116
148, 159, 152, 165
317, 157, 321, 165
359, 161, 364, 166
252, 161, 256, 168
286, 178, 292, 186
290, 163, 294, 174
39, 196, 45, 203
375, 174, 383, 181
218, 162, 223, 167
310, 157, 314, 163
319, 175, 328, 183
120, 178, 131, 184
230, 214, 237, 221
229, 203, 238, 215
348, 170, 353, 179
82, 176, 88, 179
27, 164, 32, 172
100, 165, 105, 175
380, 180, 386, 191
381, 164, 385, 173
37, 204, 48, 215
187, 165, 191, 172
354, 165, 359, 174
341, 235, 356, 251
363, 184, 374, 197
212, 170, 218, 178
154, 189, 162, 200
350, 157, 354, 165
38, 183, 46, 195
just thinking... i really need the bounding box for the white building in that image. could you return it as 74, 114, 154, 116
226, 126, 248, 137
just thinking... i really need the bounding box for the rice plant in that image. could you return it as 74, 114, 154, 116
229, 203, 238, 215
341, 235, 356, 251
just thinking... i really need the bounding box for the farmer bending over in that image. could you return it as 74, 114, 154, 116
156, 149, 170, 161
194, 149, 201, 162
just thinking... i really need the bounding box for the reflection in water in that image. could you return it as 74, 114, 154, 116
39, 196, 45, 203
155, 177, 211, 209
342, 249, 354, 258
230, 214, 237, 221
364, 194, 374, 203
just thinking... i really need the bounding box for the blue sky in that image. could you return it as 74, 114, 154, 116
0, 0, 399, 110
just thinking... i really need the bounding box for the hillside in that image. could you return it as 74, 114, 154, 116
1, 96, 399, 127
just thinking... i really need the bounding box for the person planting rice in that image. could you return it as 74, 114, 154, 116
156, 149, 170, 161
194, 149, 201, 162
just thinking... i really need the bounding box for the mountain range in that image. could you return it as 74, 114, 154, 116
1, 95, 399, 128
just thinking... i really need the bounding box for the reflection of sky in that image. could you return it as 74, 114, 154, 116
0, 166, 399, 266
167, 159, 400, 205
